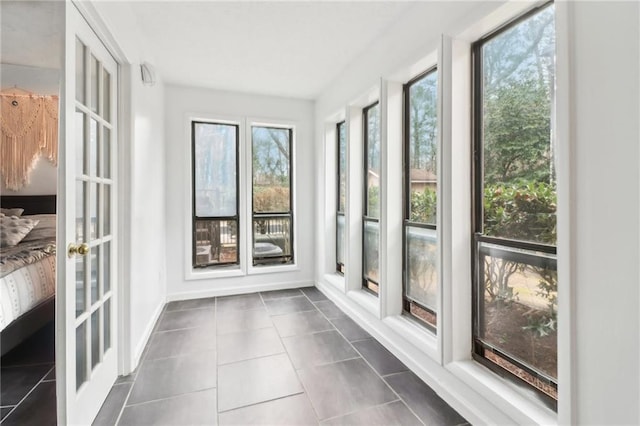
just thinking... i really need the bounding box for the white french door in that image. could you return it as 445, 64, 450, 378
57, 3, 118, 424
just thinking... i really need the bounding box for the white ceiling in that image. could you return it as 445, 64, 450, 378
125, 1, 416, 100
1, 1, 64, 70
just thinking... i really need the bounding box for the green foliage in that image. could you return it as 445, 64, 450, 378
410, 188, 437, 224
367, 186, 379, 219
484, 181, 556, 245
484, 79, 553, 186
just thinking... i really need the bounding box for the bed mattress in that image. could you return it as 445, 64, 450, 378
0, 240, 56, 332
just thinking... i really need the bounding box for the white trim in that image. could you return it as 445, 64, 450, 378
167, 280, 315, 302
132, 300, 164, 367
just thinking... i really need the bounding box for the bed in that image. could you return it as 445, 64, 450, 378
1, 195, 56, 356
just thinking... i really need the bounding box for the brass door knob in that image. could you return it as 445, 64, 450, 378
68, 243, 89, 258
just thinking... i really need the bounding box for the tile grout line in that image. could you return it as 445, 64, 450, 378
1, 363, 56, 423
259, 290, 321, 425
311, 287, 426, 425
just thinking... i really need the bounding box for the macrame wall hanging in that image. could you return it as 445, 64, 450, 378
0, 88, 59, 191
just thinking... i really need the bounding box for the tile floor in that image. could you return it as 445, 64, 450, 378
94, 287, 468, 425
0, 321, 56, 425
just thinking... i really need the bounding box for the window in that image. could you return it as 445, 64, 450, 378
363, 102, 380, 294
336, 121, 347, 274
403, 68, 438, 332
252, 126, 294, 266
192, 121, 239, 268
472, 2, 557, 407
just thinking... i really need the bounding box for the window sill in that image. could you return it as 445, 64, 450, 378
446, 360, 557, 425
185, 266, 244, 281
323, 273, 346, 292
248, 263, 299, 275
384, 314, 438, 361
347, 289, 380, 318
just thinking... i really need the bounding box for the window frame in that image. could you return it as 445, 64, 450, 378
336, 120, 346, 274
191, 120, 241, 269
362, 101, 380, 295
471, 0, 558, 410
402, 66, 439, 333
250, 124, 295, 267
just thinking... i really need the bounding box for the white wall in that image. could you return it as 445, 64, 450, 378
568, 2, 639, 424
0, 64, 59, 195
91, 2, 167, 369
164, 85, 315, 298
313, 1, 640, 425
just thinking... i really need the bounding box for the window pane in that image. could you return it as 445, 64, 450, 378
75, 38, 85, 104
363, 220, 379, 285
252, 127, 291, 213
405, 226, 437, 314
478, 242, 557, 397
336, 213, 345, 267
194, 122, 238, 217
365, 104, 380, 218
481, 4, 556, 246
337, 122, 347, 212
91, 310, 100, 370
194, 219, 238, 266
76, 321, 86, 390
253, 216, 292, 265
408, 71, 438, 224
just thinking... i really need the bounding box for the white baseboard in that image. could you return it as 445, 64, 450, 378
132, 300, 164, 369
166, 280, 315, 302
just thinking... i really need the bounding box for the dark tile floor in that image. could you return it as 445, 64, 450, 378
94, 287, 469, 425
1, 321, 56, 425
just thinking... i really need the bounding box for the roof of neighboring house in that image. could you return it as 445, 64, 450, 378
410, 168, 437, 182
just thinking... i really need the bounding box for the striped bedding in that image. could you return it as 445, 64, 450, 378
0, 238, 56, 332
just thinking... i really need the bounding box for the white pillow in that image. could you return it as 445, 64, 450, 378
0, 215, 40, 247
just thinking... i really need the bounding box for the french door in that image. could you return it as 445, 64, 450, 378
58, 3, 118, 424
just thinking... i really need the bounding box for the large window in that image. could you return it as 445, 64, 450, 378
403, 68, 438, 332
336, 121, 347, 274
472, 2, 557, 407
192, 121, 239, 268
252, 126, 294, 266
363, 102, 380, 294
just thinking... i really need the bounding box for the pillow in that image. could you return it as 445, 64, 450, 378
1, 208, 24, 217
0, 215, 39, 247
21, 214, 56, 242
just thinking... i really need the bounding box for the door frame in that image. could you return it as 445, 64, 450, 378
56, 0, 133, 422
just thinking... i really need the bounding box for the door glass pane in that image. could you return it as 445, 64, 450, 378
90, 182, 98, 240
103, 70, 111, 122
76, 110, 85, 175
76, 321, 87, 390
103, 242, 110, 294
76, 255, 86, 317
91, 310, 100, 370
75, 38, 85, 104
194, 122, 238, 217
102, 127, 111, 178
91, 246, 99, 304
90, 119, 98, 177
103, 185, 111, 236
252, 127, 290, 213
90, 54, 99, 113
76, 181, 85, 242
104, 299, 111, 352
406, 226, 437, 312
363, 220, 379, 284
